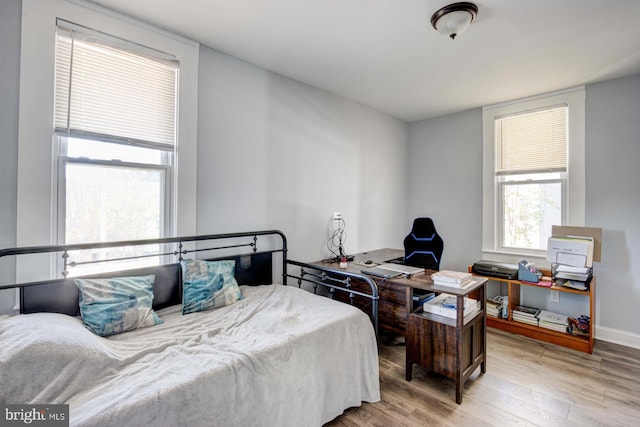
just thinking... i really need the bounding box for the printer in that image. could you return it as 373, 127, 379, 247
472, 260, 519, 280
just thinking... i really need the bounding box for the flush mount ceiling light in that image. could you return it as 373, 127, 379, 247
430, 2, 478, 40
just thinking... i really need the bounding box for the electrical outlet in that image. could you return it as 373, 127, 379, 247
549, 290, 560, 303
332, 212, 342, 221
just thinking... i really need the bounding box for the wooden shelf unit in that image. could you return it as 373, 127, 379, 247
469, 267, 595, 354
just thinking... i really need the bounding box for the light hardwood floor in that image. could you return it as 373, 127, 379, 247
326, 329, 640, 426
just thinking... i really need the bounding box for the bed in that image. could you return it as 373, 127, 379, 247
0, 230, 380, 426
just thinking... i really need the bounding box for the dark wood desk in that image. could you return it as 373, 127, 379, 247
314, 249, 485, 334
313, 248, 487, 403
313, 248, 424, 335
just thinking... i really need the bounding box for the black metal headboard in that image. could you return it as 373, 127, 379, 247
0, 231, 286, 316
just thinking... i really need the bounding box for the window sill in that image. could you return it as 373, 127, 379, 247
480, 249, 551, 269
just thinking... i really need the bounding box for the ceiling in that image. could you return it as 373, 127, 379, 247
88, 0, 640, 122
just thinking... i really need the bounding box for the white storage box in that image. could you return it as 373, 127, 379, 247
423, 293, 479, 319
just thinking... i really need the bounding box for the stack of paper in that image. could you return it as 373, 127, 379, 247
537, 310, 569, 332
431, 270, 474, 287
512, 305, 540, 326
552, 264, 592, 291
548, 234, 595, 292
486, 296, 507, 319
554, 264, 591, 280
486, 299, 500, 318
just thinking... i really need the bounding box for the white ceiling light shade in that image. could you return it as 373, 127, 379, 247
430, 2, 478, 40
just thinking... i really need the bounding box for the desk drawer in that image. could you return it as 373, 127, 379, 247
324, 274, 411, 335
341, 277, 408, 303
377, 281, 409, 305
379, 301, 408, 333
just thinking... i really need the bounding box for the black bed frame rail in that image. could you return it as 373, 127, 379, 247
285, 259, 379, 337
1, 231, 380, 338
0, 230, 288, 291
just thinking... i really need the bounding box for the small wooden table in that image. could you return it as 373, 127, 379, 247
405, 276, 487, 404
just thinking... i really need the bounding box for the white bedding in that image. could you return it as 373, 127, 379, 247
0, 284, 380, 426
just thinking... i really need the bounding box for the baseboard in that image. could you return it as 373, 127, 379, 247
596, 325, 640, 350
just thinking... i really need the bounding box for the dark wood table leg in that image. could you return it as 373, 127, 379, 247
455, 295, 463, 404
481, 283, 487, 374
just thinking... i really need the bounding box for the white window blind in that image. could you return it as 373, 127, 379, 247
55, 21, 178, 150
495, 106, 567, 175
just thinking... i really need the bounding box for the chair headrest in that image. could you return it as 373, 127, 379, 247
411, 218, 437, 237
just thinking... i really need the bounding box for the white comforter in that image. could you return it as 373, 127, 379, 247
0, 284, 380, 426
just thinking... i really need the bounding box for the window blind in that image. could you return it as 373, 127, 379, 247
495, 106, 567, 175
55, 22, 178, 150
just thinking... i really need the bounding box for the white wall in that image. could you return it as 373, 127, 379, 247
407, 74, 640, 346
406, 109, 484, 271
196, 47, 408, 262
0, 0, 21, 312
585, 74, 640, 346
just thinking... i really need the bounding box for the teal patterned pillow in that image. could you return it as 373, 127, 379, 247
181, 259, 243, 314
73, 275, 163, 337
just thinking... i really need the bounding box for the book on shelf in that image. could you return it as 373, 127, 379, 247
433, 278, 477, 288
431, 270, 472, 283
512, 315, 539, 326
413, 292, 436, 306
486, 295, 508, 319
537, 310, 568, 325
512, 305, 540, 317
537, 310, 569, 333
511, 305, 540, 326
539, 321, 567, 332
431, 270, 473, 287
486, 299, 500, 318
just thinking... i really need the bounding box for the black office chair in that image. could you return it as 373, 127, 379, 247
403, 218, 444, 270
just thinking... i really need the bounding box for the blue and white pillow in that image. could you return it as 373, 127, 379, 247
181, 259, 243, 315
73, 274, 163, 337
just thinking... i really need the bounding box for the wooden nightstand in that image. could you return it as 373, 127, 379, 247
405, 278, 487, 404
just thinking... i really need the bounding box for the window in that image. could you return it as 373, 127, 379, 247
482, 88, 585, 259
16, 0, 197, 311
54, 21, 178, 273
496, 106, 566, 251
